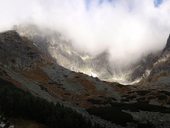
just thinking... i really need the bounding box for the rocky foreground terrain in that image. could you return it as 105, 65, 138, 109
0, 28, 170, 128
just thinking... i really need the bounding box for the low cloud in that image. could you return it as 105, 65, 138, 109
0, 0, 170, 67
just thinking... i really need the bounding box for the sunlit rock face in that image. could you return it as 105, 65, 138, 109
14, 24, 166, 85
14, 25, 115, 81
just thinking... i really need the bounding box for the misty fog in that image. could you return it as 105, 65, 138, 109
0, 0, 170, 68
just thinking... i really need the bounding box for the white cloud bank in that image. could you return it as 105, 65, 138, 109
0, 0, 170, 67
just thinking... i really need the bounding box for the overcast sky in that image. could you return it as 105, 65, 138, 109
0, 0, 170, 67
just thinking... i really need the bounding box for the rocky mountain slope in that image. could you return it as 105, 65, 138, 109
0, 29, 170, 128
0, 30, 122, 108
14, 25, 114, 81
15, 24, 170, 85
14, 24, 153, 84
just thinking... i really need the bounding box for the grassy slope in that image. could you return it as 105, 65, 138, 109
0, 78, 102, 128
